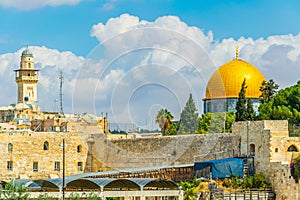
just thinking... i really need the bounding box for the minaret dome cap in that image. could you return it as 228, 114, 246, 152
21, 47, 33, 57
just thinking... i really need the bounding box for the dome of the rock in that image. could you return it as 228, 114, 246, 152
205, 59, 266, 100
203, 50, 266, 114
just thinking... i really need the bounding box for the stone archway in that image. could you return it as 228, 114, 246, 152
287, 145, 298, 152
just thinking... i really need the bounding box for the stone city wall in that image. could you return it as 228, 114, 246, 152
267, 161, 300, 200
91, 133, 241, 171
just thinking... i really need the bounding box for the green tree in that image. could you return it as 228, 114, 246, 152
259, 79, 279, 103
178, 94, 199, 134
235, 78, 248, 121
179, 179, 202, 200
222, 173, 268, 190
198, 112, 212, 134
165, 122, 179, 136
258, 81, 300, 125
242, 173, 268, 189
225, 112, 236, 132
197, 112, 235, 134
209, 112, 226, 133
246, 98, 255, 120
156, 109, 173, 135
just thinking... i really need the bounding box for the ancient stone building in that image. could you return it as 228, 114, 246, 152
0, 116, 299, 200
0, 47, 109, 181
233, 120, 300, 200
0, 130, 90, 181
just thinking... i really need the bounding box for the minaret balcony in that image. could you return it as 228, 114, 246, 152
15, 76, 39, 82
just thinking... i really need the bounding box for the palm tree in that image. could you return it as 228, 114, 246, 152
156, 109, 173, 135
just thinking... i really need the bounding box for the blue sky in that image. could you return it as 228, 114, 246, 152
1, 0, 300, 56
1, 0, 300, 126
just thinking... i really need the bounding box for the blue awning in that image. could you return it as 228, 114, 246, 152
194, 158, 244, 179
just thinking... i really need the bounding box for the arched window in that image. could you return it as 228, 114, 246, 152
77, 145, 82, 153
44, 141, 49, 150
8, 143, 13, 152
288, 145, 298, 152
249, 144, 255, 156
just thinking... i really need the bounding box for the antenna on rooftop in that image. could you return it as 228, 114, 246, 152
59, 70, 64, 116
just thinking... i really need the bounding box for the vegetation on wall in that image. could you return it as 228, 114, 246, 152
290, 155, 300, 183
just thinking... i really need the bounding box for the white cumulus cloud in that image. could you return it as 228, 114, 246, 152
1, 14, 300, 127
89, 14, 300, 125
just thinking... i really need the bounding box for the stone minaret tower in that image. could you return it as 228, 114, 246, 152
14, 47, 39, 104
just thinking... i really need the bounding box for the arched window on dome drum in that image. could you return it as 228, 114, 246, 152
77, 145, 82, 153
249, 144, 255, 156
44, 141, 49, 150
8, 143, 13, 152
287, 145, 298, 152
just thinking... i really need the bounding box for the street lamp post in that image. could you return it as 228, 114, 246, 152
62, 139, 65, 200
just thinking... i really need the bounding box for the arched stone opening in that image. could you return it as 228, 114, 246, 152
288, 145, 298, 152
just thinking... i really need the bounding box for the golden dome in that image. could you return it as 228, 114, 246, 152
205, 59, 266, 100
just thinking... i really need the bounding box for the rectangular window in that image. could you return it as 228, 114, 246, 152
33, 162, 38, 172
7, 161, 13, 171
54, 161, 60, 171
78, 162, 83, 171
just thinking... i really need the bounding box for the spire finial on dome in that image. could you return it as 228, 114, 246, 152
21, 45, 33, 57
235, 45, 239, 59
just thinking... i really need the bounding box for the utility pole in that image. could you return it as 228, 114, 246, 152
62, 139, 65, 200
59, 71, 64, 116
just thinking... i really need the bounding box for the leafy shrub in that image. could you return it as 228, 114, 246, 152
0, 181, 29, 200
222, 173, 268, 189
37, 194, 57, 199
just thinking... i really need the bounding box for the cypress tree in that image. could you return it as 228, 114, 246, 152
179, 94, 199, 134
247, 98, 255, 120
236, 78, 248, 121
